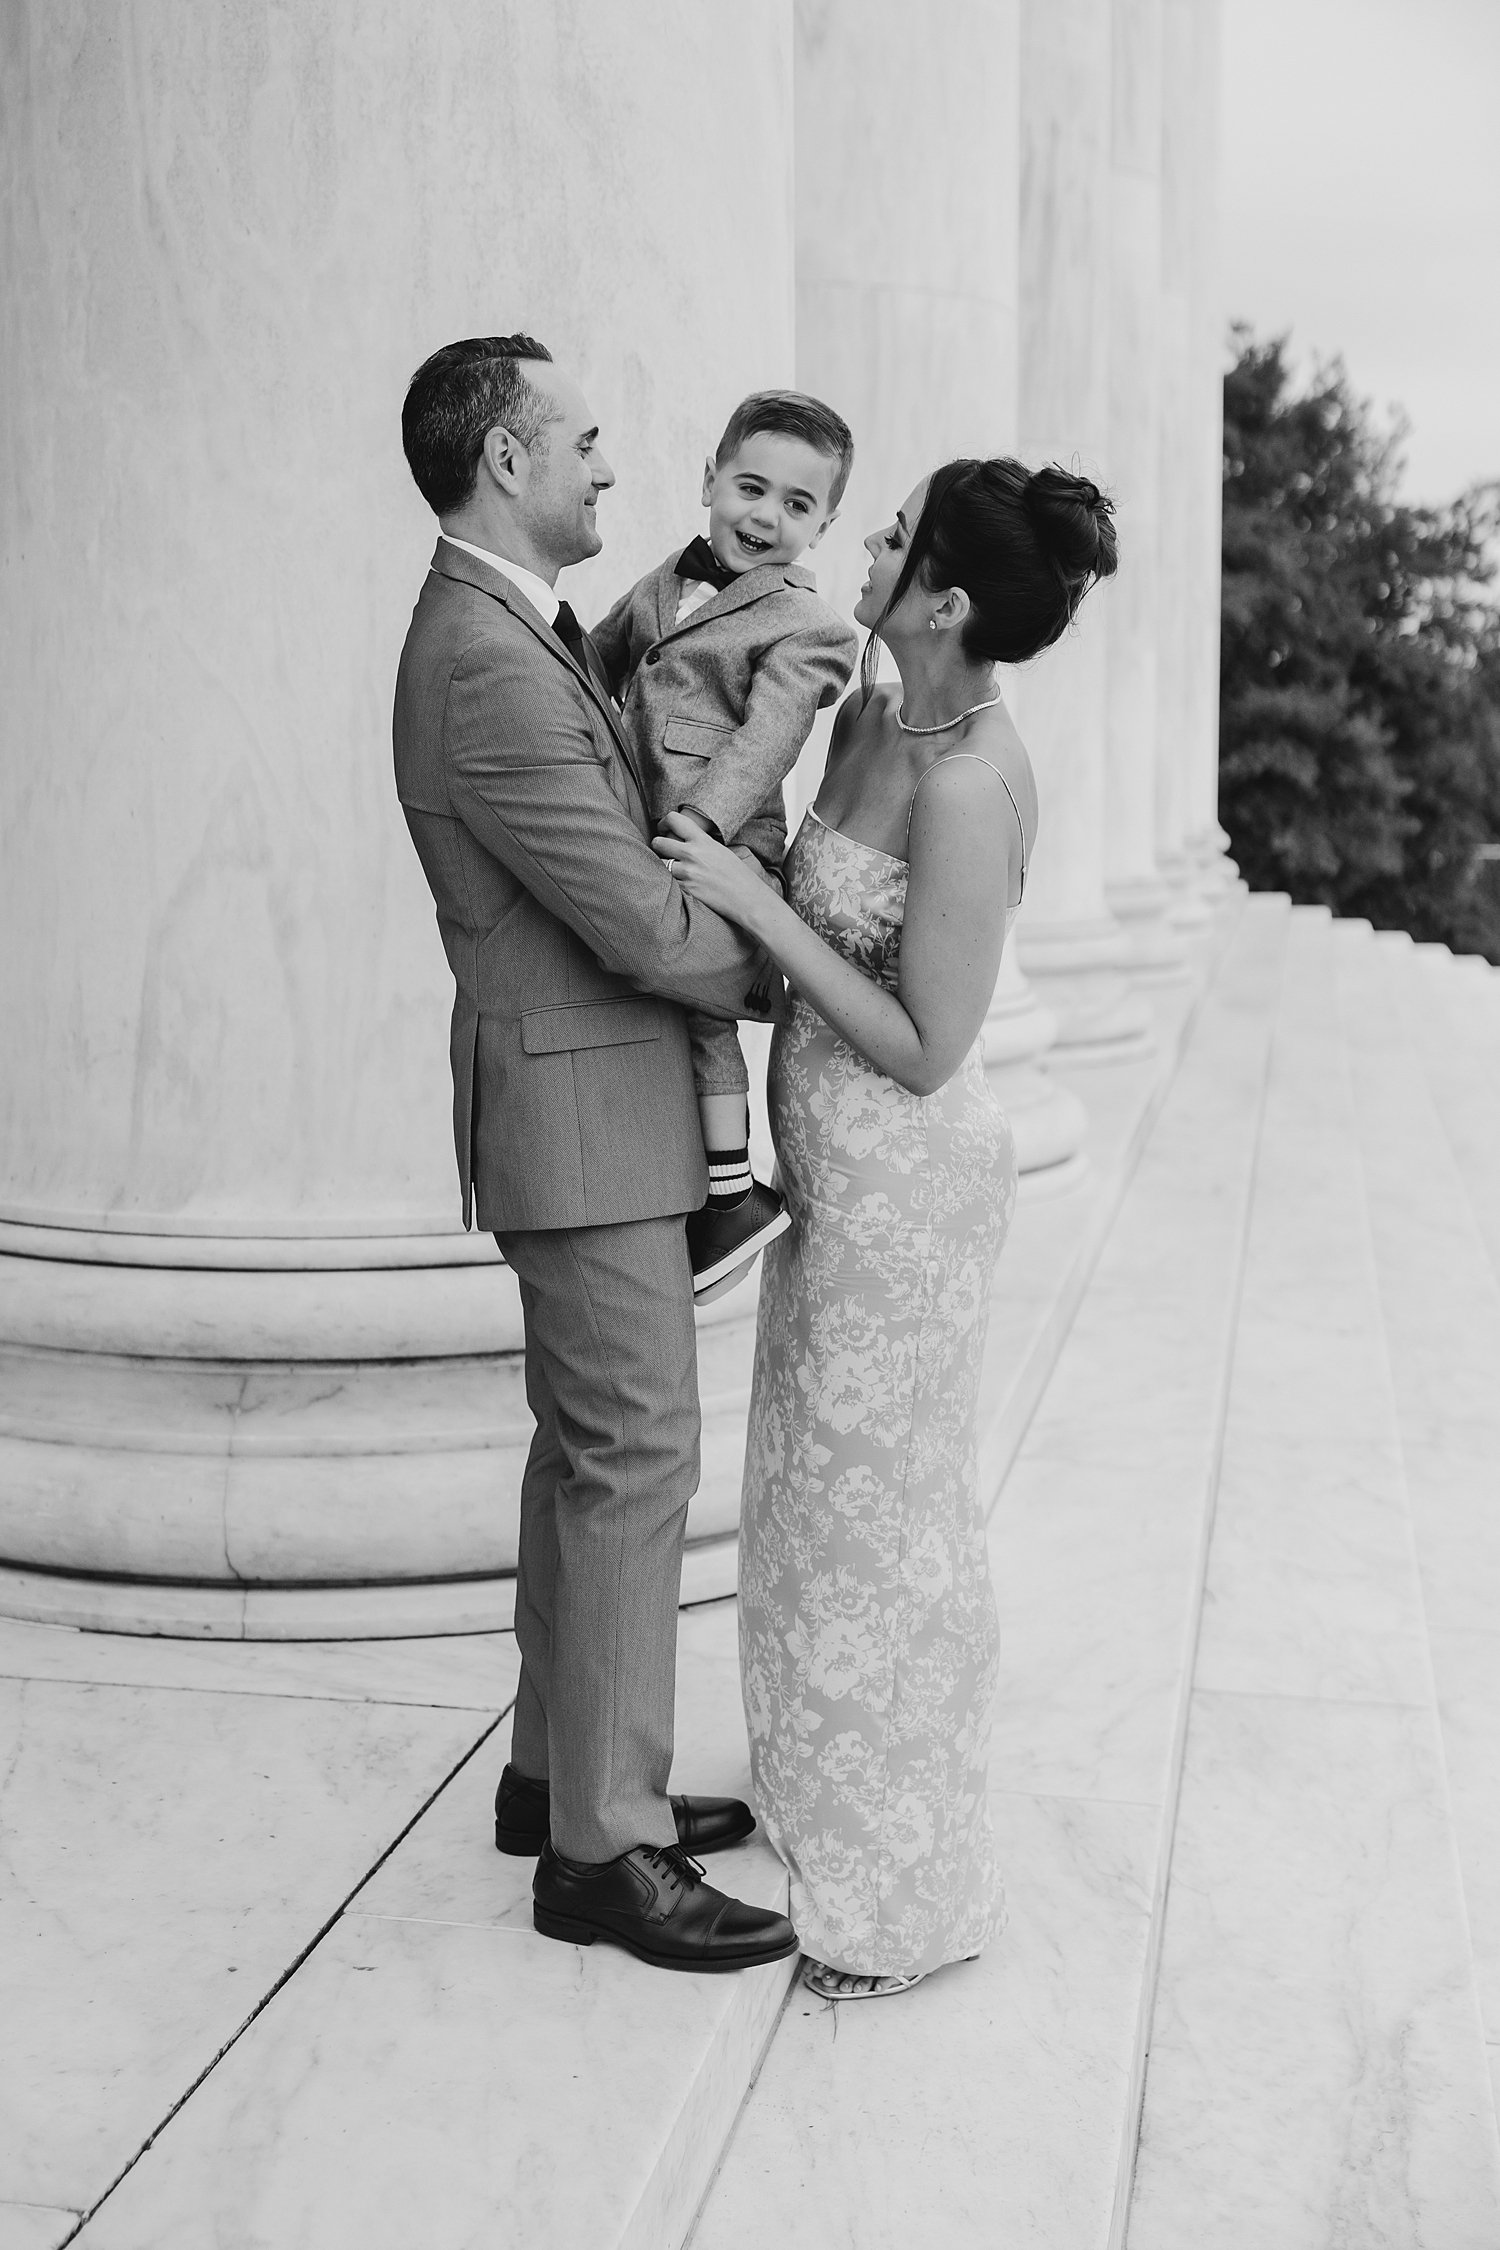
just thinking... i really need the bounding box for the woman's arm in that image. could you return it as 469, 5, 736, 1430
654, 759, 1020, 1096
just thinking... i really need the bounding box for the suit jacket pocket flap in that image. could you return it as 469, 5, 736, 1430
661, 715, 731, 758
520, 998, 664, 1055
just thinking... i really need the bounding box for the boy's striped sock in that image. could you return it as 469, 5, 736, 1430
705, 1145, 754, 1209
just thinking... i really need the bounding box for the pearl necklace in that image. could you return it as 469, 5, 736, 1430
895, 689, 1002, 736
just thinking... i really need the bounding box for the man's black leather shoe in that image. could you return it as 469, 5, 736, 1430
532, 1840, 798, 1973
494, 1765, 756, 1858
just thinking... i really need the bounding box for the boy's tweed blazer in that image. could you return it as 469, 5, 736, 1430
591, 552, 858, 868
393, 541, 762, 1234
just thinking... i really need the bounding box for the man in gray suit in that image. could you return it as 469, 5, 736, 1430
395, 336, 797, 1975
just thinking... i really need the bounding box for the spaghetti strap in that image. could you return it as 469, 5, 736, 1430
905, 754, 1028, 902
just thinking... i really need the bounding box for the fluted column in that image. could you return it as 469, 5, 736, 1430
1155, 0, 1212, 928
794, 0, 1085, 1180
1103, 0, 1190, 981
0, 1, 796, 1634
1184, 0, 1235, 897
1014, 0, 1155, 1058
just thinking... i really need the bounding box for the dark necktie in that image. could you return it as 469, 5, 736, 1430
552, 598, 588, 670
675, 535, 738, 594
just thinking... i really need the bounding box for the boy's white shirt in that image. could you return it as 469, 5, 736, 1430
674, 577, 718, 625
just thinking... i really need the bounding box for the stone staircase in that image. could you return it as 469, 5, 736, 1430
6, 899, 1500, 2249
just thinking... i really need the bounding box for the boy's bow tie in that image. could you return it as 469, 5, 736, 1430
675, 535, 741, 593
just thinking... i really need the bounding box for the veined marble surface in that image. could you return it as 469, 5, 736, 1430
67, 1601, 794, 2250
0, 1673, 501, 2214
1131, 911, 1500, 2244
1341, 928, 1500, 2041
1129, 1693, 1500, 2248
0, 1616, 522, 1712
694, 1790, 1156, 2250
1195, 913, 1433, 1707
0, 2208, 79, 2250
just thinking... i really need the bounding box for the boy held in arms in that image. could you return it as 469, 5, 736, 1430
592, 391, 858, 1298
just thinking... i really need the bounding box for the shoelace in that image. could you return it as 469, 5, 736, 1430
642, 1842, 706, 1895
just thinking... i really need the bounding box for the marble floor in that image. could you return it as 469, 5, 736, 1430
5, 899, 1500, 2249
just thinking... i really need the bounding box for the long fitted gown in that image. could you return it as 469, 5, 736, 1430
739, 802, 1018, 1976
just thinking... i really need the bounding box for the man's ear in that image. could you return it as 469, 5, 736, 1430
482, 423, 526, 495
806, 509, 839, 552
700, 455, 717, 509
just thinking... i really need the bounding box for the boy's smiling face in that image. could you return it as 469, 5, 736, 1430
701, 431, 840, 574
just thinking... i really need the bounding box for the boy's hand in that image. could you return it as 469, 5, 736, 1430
653, 810, 777, 936
670, 804, 721, 841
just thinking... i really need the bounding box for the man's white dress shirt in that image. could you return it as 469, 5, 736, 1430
440, 534, 559, 627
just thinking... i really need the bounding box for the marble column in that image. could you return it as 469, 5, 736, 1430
1014, 0, 1155, 1058
1154, 0, 1212, 928
1103, 0, 1190, 981
1185, 0, 1235, 897
0, 0, 796, 1634
792, 0, 1086, 1180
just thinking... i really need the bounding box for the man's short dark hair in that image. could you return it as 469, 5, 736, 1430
714, 389, 855, 509
402, 335, 555, 516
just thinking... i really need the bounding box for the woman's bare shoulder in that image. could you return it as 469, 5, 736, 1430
930, 704, 1038, 840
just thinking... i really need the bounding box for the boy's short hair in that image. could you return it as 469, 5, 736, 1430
403, 334, 555, 516
715, 390, 855, 509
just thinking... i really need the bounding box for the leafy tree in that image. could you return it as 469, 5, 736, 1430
1219, 330, 1500, 958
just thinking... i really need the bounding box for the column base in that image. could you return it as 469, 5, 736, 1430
982, 950, 1090, 1182
1016, 917, 1155, 1063
0, 1533, 742, 1642
1189, 824, 1241, 902
1106, 874, 1194, 985
1158, 849, 1216, 931
0, 1227, 757, 1639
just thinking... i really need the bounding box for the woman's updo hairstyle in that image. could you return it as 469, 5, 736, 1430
861, 457, 1118, 701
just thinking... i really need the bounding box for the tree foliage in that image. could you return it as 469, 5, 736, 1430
1219, 330, 1500, 959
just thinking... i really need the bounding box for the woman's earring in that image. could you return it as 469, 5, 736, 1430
928, 617, 937, 631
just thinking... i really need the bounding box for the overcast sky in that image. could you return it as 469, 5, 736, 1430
1220, 0, 1500, 505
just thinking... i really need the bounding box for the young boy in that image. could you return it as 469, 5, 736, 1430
592, 391, 859, 1298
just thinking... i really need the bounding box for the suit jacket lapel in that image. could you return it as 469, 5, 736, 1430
430, 541, 645, 796
655, 557, 816, 643
654, 556, 682, 644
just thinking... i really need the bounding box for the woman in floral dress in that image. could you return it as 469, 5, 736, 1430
656, 458, 1117, 1997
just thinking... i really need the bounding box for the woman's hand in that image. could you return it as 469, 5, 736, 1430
652, 811, 776, 933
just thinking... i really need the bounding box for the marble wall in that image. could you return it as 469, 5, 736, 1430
0, 0, 1227, 1630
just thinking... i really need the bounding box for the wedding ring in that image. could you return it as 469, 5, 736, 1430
665, 857, 677, 876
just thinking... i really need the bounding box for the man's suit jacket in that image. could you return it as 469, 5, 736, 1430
591, 553, 858, 870
394, 541, 763, 1234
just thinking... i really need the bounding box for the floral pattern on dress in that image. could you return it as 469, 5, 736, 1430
739, 810, 1017, 1976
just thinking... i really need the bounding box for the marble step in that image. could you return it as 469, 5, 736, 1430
1127, 909, 1500, 2247
1397, 938, 1500, 1291
63, 1601, 796, 2250
44, 904, 1252, 2250
0, 1618, 521, 2234
689, 893, 1292, 2250
1356, 929, 1500, 2105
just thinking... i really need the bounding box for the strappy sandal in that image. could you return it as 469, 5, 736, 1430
801, 1958, 926, 2001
